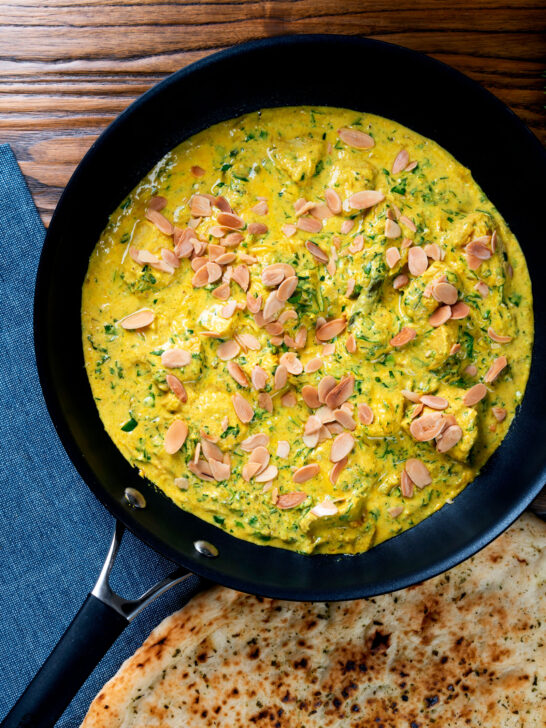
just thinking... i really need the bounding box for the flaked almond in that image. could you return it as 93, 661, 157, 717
277, 490, 308, 507
424, 243, 442, 260
164, 420, 188, 454
317, 405, 336, 424
282, 223, 297, 237
400, 470, 414, 498
201, 437, 224, 464
145, 208, 174, 236
405, 458, 432, 488
393, 273, 409, 290
211, 282, 230, 301
385, 219, 401, 239
214, 195, 232, 213
389, 506, 404, 518
295, 326, 307, 349
277, 276, 298, 301
392, 148, 409, 174
325, 188, 342, 214
333, 408, 356, 430
348, 190, 384, 210
302, 385, 320, 409
161, 348, 191, 368
409, 412, 446, 441
237, 333, 261, 351
305, 414, 322, 435
432, 282, 458, 305
188, 459, 214, 482
217, 339, 240, 360
251, 365, 268, 391
311, 499, 338, 517
436, 425, 463, 453
227, 361, 249, 388
407, 246, 428, 276
161, 248, 180, 269
303, 431, 319, 448
466, 239, 492, 260
265, 322, 283, 336
148, 196, 167, 211
399, 215, 417, 232
215, 252, 237, 266
232, 393, 254, 423
474, 281, 489, 298
487, 327, 512, 344
190, 194, 212, 217
305, 240, 329, 263
450, 302, 470, 320
420, 394, 448, 410
348, 235, 364, 254
485, 355, 507, 383
325, 375, 354, 410
223, 231, 244, 247
337, 127, 375, 149
341, 219, 355, 234
220, 300, 237, 319
330, 431, 355, 462
297, 216, 322, 233
304, 356, 323, 374
191, 256, 208, 272
255, 464, 278, 483
241, 433, 269, 451
492, 406, 507, 422
293, 464, 320, 483
246, 293, 262, 313
318, 375, 337, 404
346, 333, 357, 354
316, 318, 346, 341
208, 243, 226, 261
281, 390, 297, 407
386, 247, 401, 269
450, 343, 461, 355
248, 222, 268, 236
242, 461, 261, 481
390, 327, 416, 348
357, 403, 374, 425
252, 199, 268, 215
465, 364, 478, 377
276, 440, 290, 458
248, 445, 270, 475
411, 403, 424, 419
119, 309, 154, 330
311, 203, 333, 220
263, 291, 284, 322
209, 459, 230, 481
429, 305, 452, 327
191, 165, 205, 177
217, 211, 244, 229
329, 456, 348, 484
401, 389, 422, 403
274, 364, 288, 390
280, 352, 303, 375
463, 383, 487, 406
466, 253, 482, 271
191, 265, 210, 287
232, 264, 250, 292
166, 374, 187, 403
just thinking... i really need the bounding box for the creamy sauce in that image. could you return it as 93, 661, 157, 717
82, 107, 533, 554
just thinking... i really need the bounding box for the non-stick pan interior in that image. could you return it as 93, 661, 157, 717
35, 35, 546, 600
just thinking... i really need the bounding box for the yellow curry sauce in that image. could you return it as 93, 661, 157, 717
82, 107, 533, 555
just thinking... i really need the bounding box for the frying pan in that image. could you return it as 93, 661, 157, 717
3, 34, 546, 728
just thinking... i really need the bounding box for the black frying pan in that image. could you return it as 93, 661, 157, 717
3, 34, 546, 728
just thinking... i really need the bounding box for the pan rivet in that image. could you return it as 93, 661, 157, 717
194, 540, 219, 558
123, 487, 146, 509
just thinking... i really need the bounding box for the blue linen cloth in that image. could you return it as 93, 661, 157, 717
0, 144, 203, 726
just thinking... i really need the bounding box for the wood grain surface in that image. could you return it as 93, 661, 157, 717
1, 0, 545, 509
0, 0, 545, 224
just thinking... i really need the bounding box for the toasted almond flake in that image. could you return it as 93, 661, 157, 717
406, 160, 418, 172
161, 248, 179, 269
164, 420, 188, 454
188, 459, 215, 481
311, 203, 333, 220
217, 339, 240, 361
263, 291, 284, 322
294, 463, 321, 484
337, 127, 375, 149
429, 305, 452, 327
270, 335, 282, 346
330, 432, 355, 462
262, 264, 287, 287
408, 246, 428, 276
272, 441, 289, 460
436, 424, 463, 453
215, 211, 242, 229
277, 490, 309, 508
299, 384, 319, 409
231, 264, 249, 292
450, 343, 461, 355
218, 300, 236, 319
347, 190, 385, 210
166, 374, 187, 403
275, 275, 297, 302
214, 252, 236, 266
161, 349, 191, 370
208, 243, 226, 261
474, 281, 489, 298
272, 364, 287, 391
345, 278, 356, 298
420, 394, 448, 410
241, 433, 269, 452
317, 405, 336, 424
391, 147, 409, 173
248, 222, 268, 236
190, 165, 205, 177
252, 200, 268, 216
245, 293, 262, 314
297, 216, 322, 233
148, 196, 167, 212
295, 327, 308, 349
488, 327, 512, 344
463, 382, 487, 406
388, 505, 404, 518
255, 464, 278, 483
248, 445, 270, 474
305, 240, 329, 263
119, 308, 154, 330
492, 406, 507, 422
328, 456, 347, 484
221, 231, 243, 248
401, 389, 421, 403
318, 375, 337, 404
311, 499, 339, 518
303, 430, 320, 448
258, 392, 273, 413
191, 256, 208, 273
357, 403, 374, 425
405, 458, 432, 488
145, 208, 174, 236
325, 375, 354, 410
191, 265, 210, 287
450, 301, 470, 320
282, 223, 297, 237
227, 360, 249, 388
410, 403, 424, 419
305, 414, 323, 436
200, 437, 224, 464
304, 357, 323, 374
348, 235, 364, 254
385, 246, 401, 269
399, 214, 417, 232
345, 333, 357, 354
424, 243, 442, 260
242, 461, 261, 481
238, 333, 261, 351
485, 355, 508, 383
333, 408, 356, 431
385, 219, 401, 239
324, 187, 342, 214
232, 393, 254, 423
316, 318, 347, 342
210, 284, 230, 303
390, 327, 416, 348
190, 194, 212, 217
400, 470, 414, 498
463, 365, 477, 378
432, 282, 458, 305
208, 458, 230, 481
465, 252, 482, 270
341, 219, 355, 235
213, 196, 231, 213
392, 273, 409, 290
280, 352, 303, 375
409, 412, 446, 441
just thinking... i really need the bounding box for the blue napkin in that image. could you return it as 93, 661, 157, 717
0, 144, 203, 726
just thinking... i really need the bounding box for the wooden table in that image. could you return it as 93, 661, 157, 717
1, 0, 544, 226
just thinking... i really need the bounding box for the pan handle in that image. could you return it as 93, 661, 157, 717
1, 522, 206, 728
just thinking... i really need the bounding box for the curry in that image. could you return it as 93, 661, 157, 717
81, 107, 533, 555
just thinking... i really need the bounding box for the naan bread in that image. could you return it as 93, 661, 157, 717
83, 514, 545, 727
